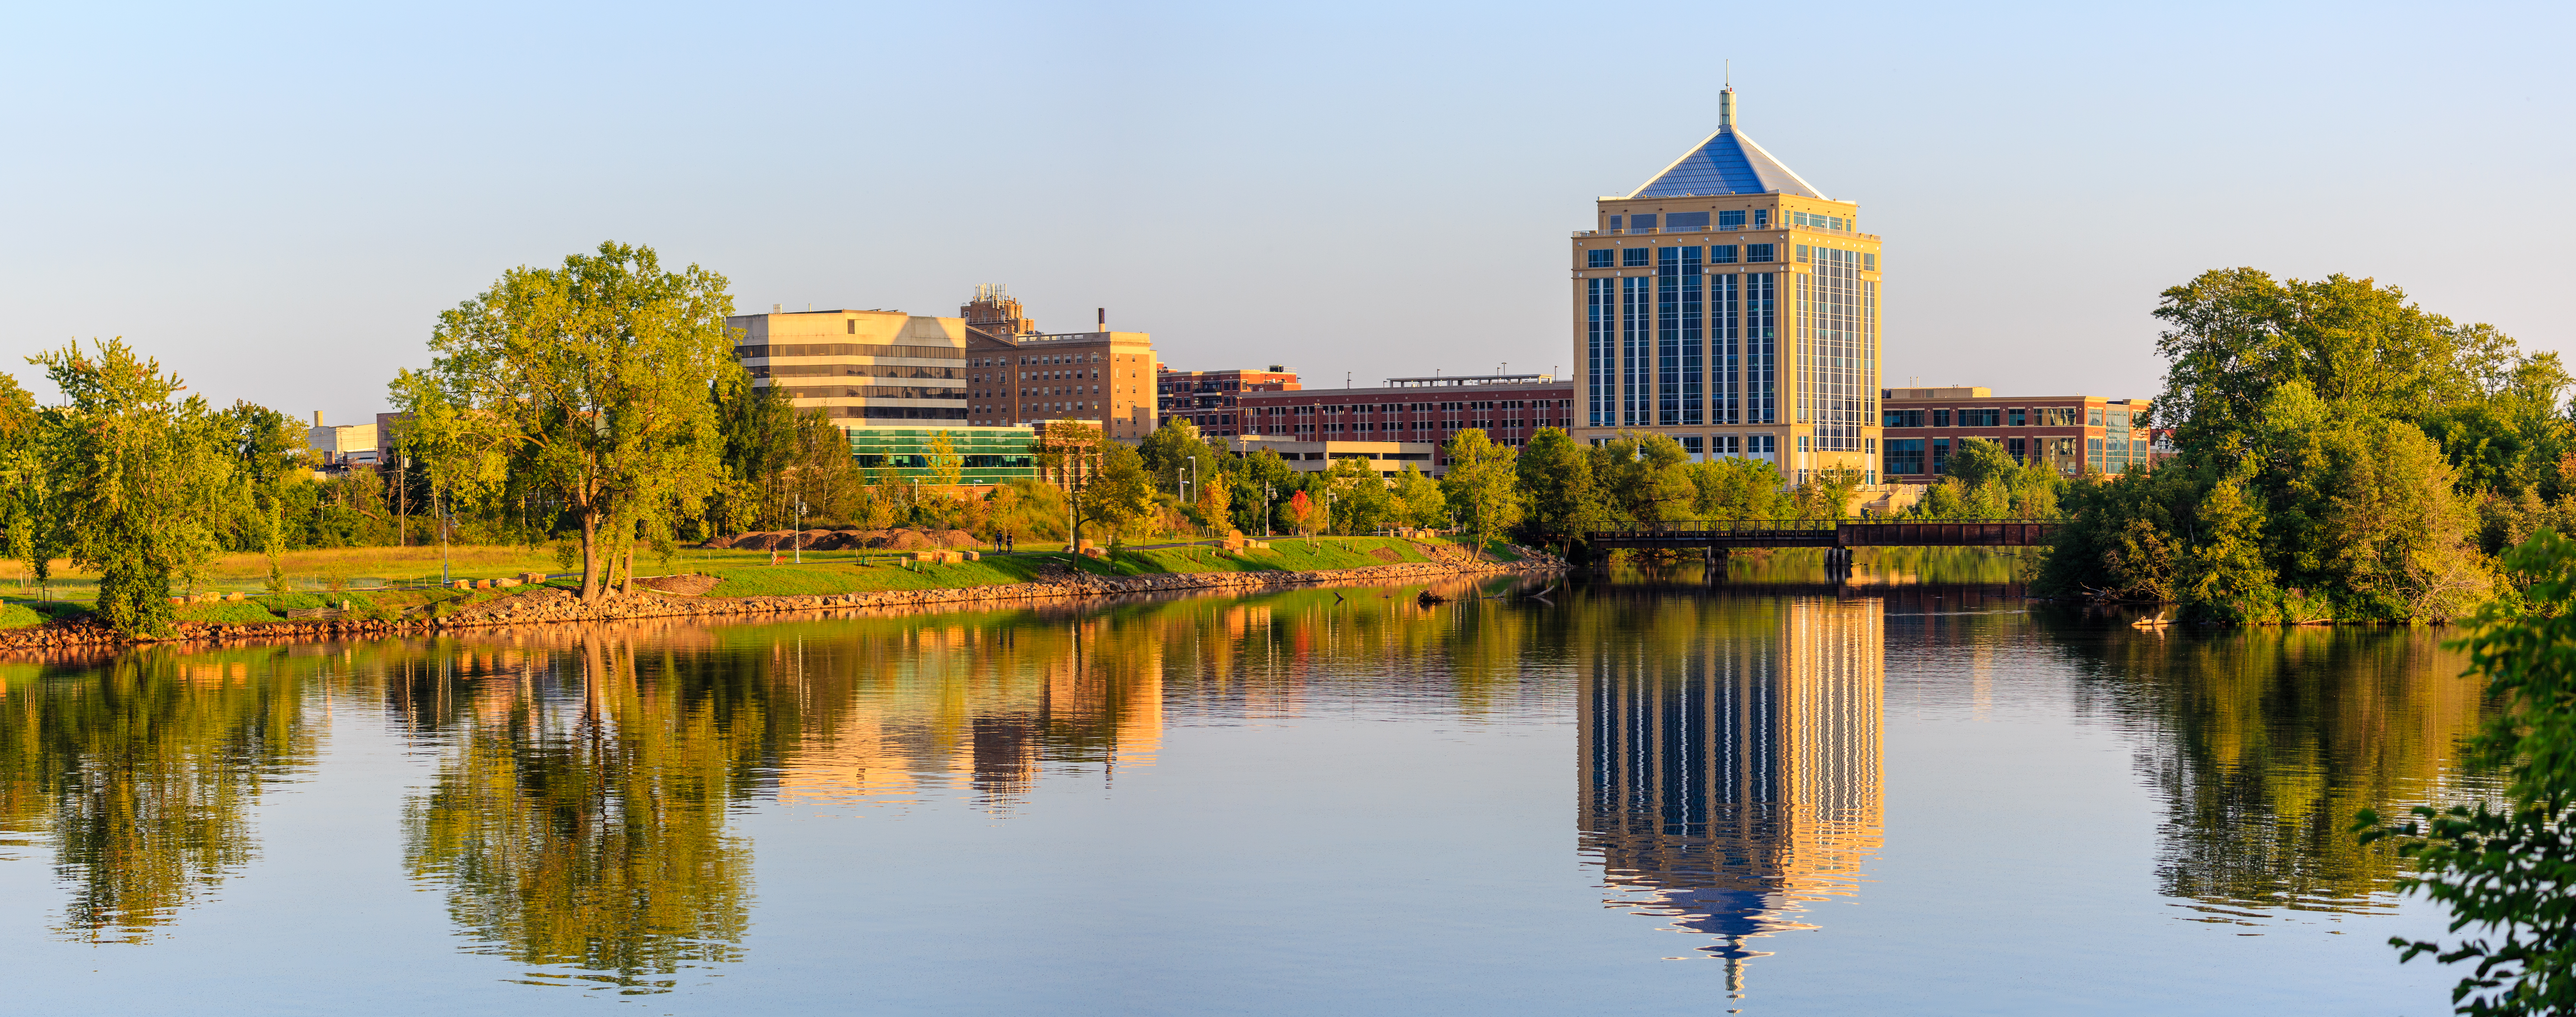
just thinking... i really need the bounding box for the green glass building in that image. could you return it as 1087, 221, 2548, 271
846, 425, 1040, 484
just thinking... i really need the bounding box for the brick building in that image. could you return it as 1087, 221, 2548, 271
956, 286, 1159, 440
1237, 373, 1575, 468
1878, 386, 2153, 480
1157, 365, 1301, 437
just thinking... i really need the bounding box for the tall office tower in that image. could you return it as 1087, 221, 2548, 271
1571, 87, 1883, 485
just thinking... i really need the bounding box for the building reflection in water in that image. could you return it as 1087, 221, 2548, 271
1579, 595, 1884, 992
767, 612, 1167, 814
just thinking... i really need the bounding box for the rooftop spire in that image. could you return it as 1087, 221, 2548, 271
1622, 86, 1826, 200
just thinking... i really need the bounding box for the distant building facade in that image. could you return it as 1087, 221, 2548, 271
1157, 365, 1301, 437
848, 425, 1041, 486
1237, 373, 1574, 468
1877, 386, 2153, 479
730, 290, 1158, 443
958, 286, 1157, 440
1225, 436, 1440, 478
730, 308, 968, 425
1570, 87, 1883, 484
307, 412, 377, 466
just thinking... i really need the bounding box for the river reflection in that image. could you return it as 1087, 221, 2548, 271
1576, 592, 1884, 990
0, 565, 2503, 1012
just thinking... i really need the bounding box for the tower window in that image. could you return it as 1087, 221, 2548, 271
1719, 210, 1746, 230
1752, 210, 1770, 229
1710, 245, 1739, 264
1863, 252, 1877, 271
1631, 214, 1657, 231
1608, 215, 1623, 231
846, 320, 855, 334
1795, 244, 1811, 263
1745, 244, 1775, 263
1587, 249, 1613, 268
1665, 211, 1709, 230
1621, 248, 1649, 267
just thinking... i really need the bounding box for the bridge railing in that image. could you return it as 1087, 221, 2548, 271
1603, 518, 2061, 532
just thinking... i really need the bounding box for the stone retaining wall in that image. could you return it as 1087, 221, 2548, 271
0, 554, 1563, 652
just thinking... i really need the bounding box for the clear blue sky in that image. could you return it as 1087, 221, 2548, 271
3, 1, 2567, 421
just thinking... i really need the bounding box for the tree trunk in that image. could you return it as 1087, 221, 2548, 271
579, 509, 602, 602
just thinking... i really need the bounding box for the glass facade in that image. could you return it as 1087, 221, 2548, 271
1748, 273, 1777, 424
1587, 278, 1613, 427
845, 427, 1038, 484
1714, 274, 1740, 424
1795, 248, 1870, 452
1656, 246, 1703, 426
1621, 277, 1650, 426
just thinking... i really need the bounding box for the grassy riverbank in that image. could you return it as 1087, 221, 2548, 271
0, 535, 1523, 628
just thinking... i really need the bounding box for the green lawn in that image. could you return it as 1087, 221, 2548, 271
0, 536, 1481, 626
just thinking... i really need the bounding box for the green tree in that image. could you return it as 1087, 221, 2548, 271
1440, 428, 1522, 559
1137, 418, 1225, 497
1390, 465, 1446, 529
1228, 449, 1297, 535
2361, 529, 2576, 1016
1588, 431, 1694, 528
1514, 427, 1601, 549
211, 401, 307, 591
0, 372, 46, 586
398, 242, 737, 601
708, 382, 796, 534
1072, 440, 1155, 545
1325, 456, 1395, 534
30, 340, 231, 636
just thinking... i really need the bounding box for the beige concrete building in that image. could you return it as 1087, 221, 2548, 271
730, 307, 969, 425
1572, 87, 1883, 485
958, 286, 1158, 440
306, 412, 377, 465
1226, 435, 1440, 478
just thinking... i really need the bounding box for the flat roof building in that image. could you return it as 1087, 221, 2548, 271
848, 425, 1041, 486
1571, 87, 1882, 484
1237, 373, 1575, 469
1878, 386, 2153, 479
959, 286, 1157, 441
1226, 436, 1439, 478
730, 307, 968, 425
1158, 365, 1301, 437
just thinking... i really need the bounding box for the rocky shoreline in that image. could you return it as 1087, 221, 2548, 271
0, 554, 1563, 653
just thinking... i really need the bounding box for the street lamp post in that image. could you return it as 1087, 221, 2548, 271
794, 499, 807, 564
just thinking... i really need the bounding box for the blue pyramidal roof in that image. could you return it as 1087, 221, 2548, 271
1626, 124, 1825, 200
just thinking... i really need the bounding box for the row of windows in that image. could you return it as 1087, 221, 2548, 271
1245, 417, 1568, 436
1607, 210, 1771, 232
1791, 245, 1877, 270
1587, 244, 1782, 268
1884, 437, 2151, 476
765, 384, 969, 400
1789, 211, 1851, 232
753, 364, 963, 380
736, 343, 962, 361
1250, 399, 1572, 415
1883, 407, 2113, 428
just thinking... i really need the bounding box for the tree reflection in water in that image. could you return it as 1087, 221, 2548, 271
398, 636, 760, 994
2060, 623, 2491, 924
0, 649, 316, 943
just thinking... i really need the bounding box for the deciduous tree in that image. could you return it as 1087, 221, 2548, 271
397, 242, 737, 601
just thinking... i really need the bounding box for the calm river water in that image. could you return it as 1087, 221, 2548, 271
0, 552, 2490, 1014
